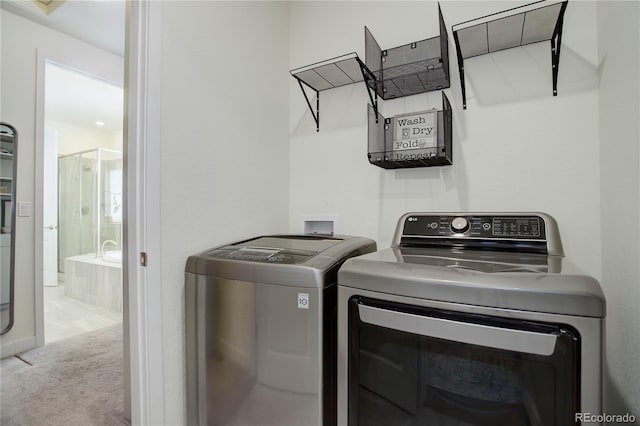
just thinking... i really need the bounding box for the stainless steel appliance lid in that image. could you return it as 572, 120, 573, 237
338, 248, 605, 318
200, 235, 346, 265
185, 234, 377, 288
230, 235, 346, 253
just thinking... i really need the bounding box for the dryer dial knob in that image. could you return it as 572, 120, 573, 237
451, 217, 469, 233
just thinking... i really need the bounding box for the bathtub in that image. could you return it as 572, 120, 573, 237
102, 250, 122, 264
64, 252, 123, 312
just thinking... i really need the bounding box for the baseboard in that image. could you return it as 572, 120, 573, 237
0, 335, 37, 359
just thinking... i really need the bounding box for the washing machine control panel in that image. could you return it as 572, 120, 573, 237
402, 214, 546, 240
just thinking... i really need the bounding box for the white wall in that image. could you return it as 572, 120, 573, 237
289, 1, 601, 281
156, 2, 290, 422
0, 9, 123, 356
597, 0, 640, 417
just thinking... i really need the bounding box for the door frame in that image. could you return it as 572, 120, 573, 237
42, 125, 58, 288
125, 1, 165, 424
33, 0, 165, 424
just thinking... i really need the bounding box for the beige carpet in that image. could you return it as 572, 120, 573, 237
0, 324, 126, 426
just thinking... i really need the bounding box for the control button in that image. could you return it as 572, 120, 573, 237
451, 217, 469, 233
482, 222, 491, 231
429, 222, 438, 229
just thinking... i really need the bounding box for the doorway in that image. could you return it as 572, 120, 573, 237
23, 1, 165, 422
42, 62, 124, 343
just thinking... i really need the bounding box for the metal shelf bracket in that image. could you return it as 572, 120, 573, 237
358, 60, 379, 124
295, 77, 320, 132
551, 1, 568, 97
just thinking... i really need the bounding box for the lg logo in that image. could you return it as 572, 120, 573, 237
298, 293, 309, 309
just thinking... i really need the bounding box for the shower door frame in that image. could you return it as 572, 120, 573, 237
57, 147, 123, 266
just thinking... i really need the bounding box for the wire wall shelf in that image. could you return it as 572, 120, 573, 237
452, 0, 568, 109
290, 4, 451, 131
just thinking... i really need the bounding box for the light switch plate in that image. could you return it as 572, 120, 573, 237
18, 202, 32, 217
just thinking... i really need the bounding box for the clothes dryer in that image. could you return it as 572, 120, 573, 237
338, 213, 605, 426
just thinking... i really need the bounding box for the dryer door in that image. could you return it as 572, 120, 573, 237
347, 297, 580, 426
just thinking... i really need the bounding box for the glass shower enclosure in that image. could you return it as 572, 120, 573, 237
58, 148, 122, 272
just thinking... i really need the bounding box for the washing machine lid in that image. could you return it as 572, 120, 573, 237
339, 247, 605, 318
202, 236, 345, 264
185, 234, 377, 288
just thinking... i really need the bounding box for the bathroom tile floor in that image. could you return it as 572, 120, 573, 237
44, 283, 122, 344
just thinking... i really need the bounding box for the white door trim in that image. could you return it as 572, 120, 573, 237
125, 1, 165, 424
34, 51, 46, 348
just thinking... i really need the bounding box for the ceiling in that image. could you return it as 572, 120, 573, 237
45, 62, 124, 132
2, 0, 126, 57
2, 0, 126, 132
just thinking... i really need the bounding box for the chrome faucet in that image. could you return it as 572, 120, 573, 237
100, 239, 118, 257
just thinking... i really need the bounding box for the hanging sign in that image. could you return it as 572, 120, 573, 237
393, 109, 438, 161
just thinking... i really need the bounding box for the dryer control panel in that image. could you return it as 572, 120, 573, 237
396, 213, 561, 255
403, 215, 545, 240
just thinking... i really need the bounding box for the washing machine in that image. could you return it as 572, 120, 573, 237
337, 213, 605, 426
185, 234, 376, 426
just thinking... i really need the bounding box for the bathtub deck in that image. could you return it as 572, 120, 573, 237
64, 254, 123, 312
